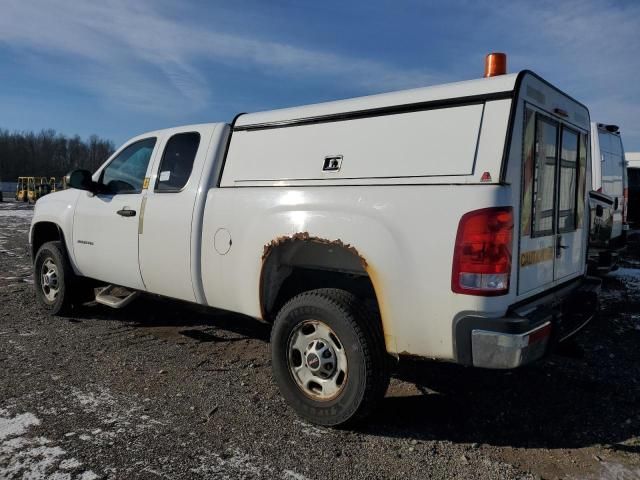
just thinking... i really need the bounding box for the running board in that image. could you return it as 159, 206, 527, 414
95, 285, 139, 309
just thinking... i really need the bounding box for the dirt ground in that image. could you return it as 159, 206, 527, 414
1, 199, 639, 480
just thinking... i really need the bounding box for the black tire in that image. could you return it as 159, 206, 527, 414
34, 241, 83, 315
271, 288, 390, 426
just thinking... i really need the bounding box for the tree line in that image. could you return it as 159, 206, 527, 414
0, 129, 115, 182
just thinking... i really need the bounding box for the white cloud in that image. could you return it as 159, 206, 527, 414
1, 0, 638, 150
0, 0, 435, 115
483, 0, 640, 149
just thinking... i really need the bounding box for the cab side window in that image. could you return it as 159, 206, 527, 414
101, 138, 156, 194
155, 132, 201, 192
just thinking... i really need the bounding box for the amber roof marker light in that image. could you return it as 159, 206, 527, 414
484, 52, 507, 77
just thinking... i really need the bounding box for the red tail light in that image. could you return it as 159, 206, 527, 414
452, 207, 514, 296
623, 187, 629, 223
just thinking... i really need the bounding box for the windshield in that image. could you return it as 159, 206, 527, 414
598, 130, 625, 196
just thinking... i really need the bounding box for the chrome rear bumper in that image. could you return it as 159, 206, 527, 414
454, 276, 601, 369
471, 321, 551, 369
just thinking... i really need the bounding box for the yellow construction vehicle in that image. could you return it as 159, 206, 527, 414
15, 177, 29, 202
34, 177, 53, 201
49, 176, 67, 192
15, 176, 54, 203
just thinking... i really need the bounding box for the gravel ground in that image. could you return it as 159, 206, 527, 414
1, 199, 639, 480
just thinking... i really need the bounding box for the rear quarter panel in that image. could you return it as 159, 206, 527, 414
200, 184, 516, 359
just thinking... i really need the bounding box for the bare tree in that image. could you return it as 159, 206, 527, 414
0, 129, 115, 183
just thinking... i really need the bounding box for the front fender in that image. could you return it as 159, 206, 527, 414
30, 189, 81, 272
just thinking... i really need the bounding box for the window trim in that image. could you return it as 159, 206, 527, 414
531, 114, 559, 238
153, 131, 201, 194
98, 137, 157, 195
520, 106, 536, 237
557, 125, 580, 234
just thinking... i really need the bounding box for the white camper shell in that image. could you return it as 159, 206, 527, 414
30, 70, 600, 426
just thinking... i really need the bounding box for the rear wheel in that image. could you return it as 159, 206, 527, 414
34, 241, 92, 315
271, 288, 390, 426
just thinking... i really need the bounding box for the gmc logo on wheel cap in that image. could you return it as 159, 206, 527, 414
306, 353, 320, 369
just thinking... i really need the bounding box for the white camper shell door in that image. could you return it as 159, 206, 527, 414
518, 107, 587, 296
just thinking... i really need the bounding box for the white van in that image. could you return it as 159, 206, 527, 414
626, 152, 640, 226
30, 59, 601, 425
589, 123, 628, 271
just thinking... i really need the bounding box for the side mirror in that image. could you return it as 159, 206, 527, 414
67, 169, 95, 192
596, 204, 604, 217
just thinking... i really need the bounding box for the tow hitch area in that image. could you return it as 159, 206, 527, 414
471, 322, 552, 369
456, 276, 601, 369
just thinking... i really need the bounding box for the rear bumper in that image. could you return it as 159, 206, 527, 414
588, 248, 622, 274
453, 276, 601, 369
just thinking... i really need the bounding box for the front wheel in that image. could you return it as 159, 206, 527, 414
34, 241, 81, 315
271, 288, 390, 426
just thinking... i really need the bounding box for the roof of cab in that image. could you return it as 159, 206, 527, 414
125, 122, 224, 143
235, 73, 519, 129
627, 152, 640, 162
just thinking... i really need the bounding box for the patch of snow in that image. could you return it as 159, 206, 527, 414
598, 460, 640, 480
609, 267, 640, 279
77, 471, 100, 480
294, 419, 330, 438
191, 448, 274, 478
71, 386, 116, 411
0, 411, 40, 441
47, 472, 72, 480
59, 458, 82, 470
0, 210, 34, 218
283, 470, 312, 480
0, 410, 98, 479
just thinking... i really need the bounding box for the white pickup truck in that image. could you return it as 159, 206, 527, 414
30, 64, 600, 426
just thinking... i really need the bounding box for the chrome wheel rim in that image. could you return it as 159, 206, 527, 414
287, 320, 348, 400
40, 258, 59, 302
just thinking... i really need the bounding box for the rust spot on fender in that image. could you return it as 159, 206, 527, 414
365, 263, 397, 355
261, 232, 368, 268
260, 233, 398, 353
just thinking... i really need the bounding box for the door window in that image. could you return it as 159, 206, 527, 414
599, 130, 624, 197
101, 138, 156, 194
532, 118, 557, 236
558, 128, 579, 232
155, 132, 201, 192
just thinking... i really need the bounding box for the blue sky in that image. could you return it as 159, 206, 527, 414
1, 0, 639, 150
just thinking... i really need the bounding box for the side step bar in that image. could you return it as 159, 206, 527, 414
95, 285, 139, 309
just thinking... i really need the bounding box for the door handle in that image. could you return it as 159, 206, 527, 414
117, 208, 136, 217
556, 235, 568, 257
